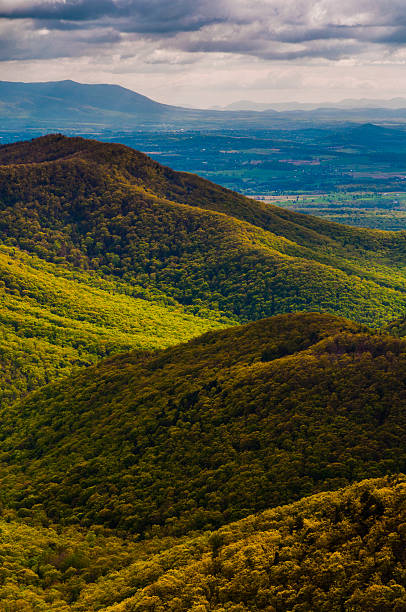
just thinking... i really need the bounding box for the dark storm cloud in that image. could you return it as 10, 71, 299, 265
0, 0, 223, 33
0, 24, 122, 61
0, 0, 118, 21
0, 0, 122, 21
1, 0, 406, 62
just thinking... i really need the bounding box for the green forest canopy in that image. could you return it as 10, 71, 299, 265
3, 134, 406, 405
2, 134, 406, 330
0, 242, 226, 406
1, 312, 405, 539
0, 475, 404, 611
1, 136, 406, 611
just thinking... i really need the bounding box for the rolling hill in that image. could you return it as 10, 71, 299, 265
2, 134, 406, 331
3, 134, 406, 406
2, 312, 406, 539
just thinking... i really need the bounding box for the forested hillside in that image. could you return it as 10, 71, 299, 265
0, 242, 225, 406
2, 135, 406, 331
2, 135, 406, 611
0, 471, 404, 609
2, 312, 406, 539
93, 475, 406, 612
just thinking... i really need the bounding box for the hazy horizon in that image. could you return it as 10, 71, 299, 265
4, 77, 406, 112
2, 1, 406, 108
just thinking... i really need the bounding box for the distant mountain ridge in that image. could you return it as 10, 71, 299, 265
4, 79, 406, 129
219, 97, 406, 112
0, 79, 276, 128
0, 79, 183, 126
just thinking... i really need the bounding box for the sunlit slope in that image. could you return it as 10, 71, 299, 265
2, 135, 406, 326
1, 475, 404, 611
99, 476, 406, 612
2, 312, 406, 537
0, 243, 226, 405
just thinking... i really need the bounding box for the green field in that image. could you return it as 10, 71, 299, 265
257, 191, 406, 230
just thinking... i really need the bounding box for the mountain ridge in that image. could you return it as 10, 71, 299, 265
5, 80, 406, 130
2, 312, 406, 538
1, 134, 406, 330
219, 97, 406, 112
0, 79, 181, 125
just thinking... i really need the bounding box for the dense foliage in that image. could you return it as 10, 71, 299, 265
0, 476, 404, 611
384, 315, 406, 339
2, 135, 406, 329
103, 475, 406, 612
2, 312, 406, 539
0, 242, 224, 405
0, 517, 141, 611
2, 135, 406, 610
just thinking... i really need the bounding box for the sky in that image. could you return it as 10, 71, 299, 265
1, 0, 406, 108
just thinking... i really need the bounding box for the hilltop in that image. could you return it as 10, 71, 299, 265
2, 312, 406, 537
2, 134, 406, 331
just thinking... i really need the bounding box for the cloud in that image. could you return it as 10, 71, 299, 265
1, 0, 406, 64
0, 0, 225, 34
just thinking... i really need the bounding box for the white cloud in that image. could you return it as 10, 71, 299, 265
2, 0, 406, 106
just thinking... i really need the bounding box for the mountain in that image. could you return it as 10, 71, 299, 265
0, 79, 270, 129
218, 100, 286, 111
220, 97, 406, 112
5, 80, 406, 131
2, 312, 406, 538
322, 122, 406, 147
2, 134, 406, 338
0, 79, 181, 127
